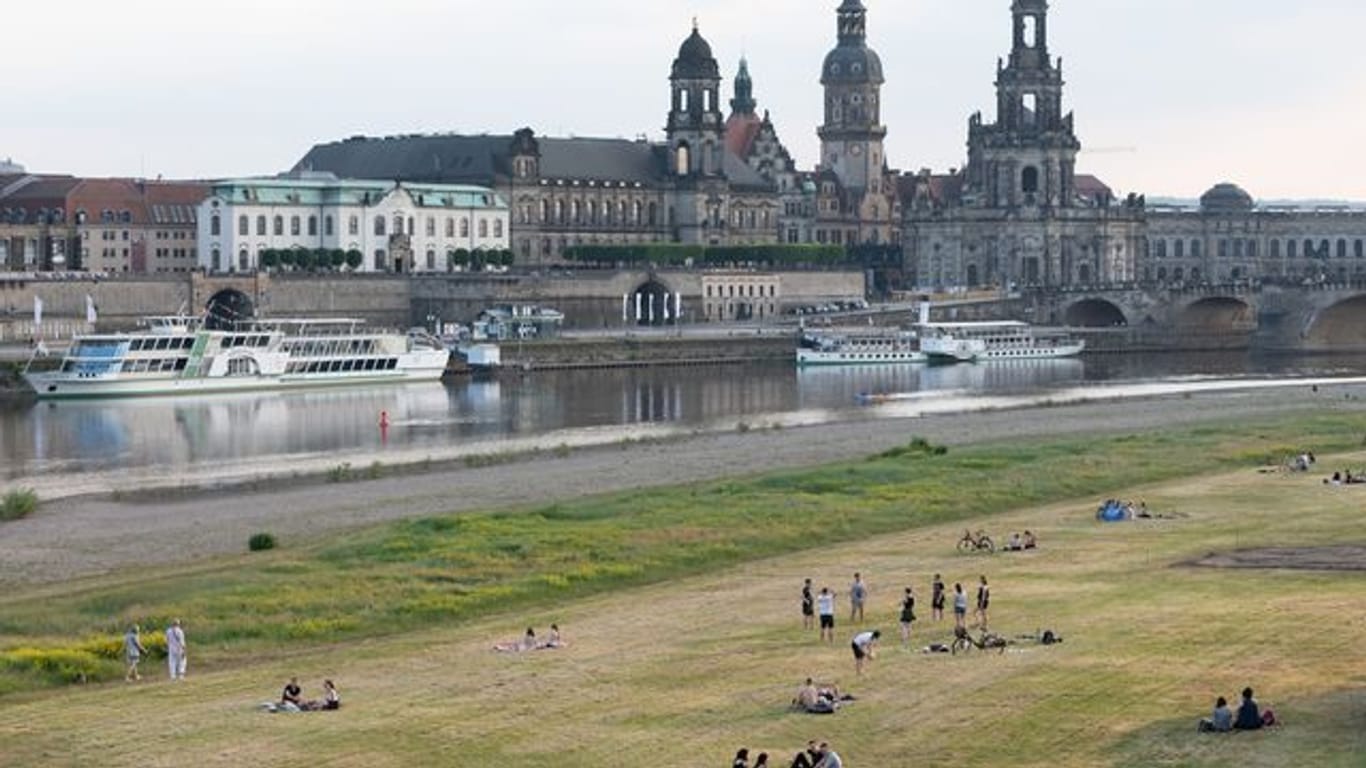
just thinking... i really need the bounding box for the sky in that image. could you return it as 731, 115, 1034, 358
6, 0, 1366, 201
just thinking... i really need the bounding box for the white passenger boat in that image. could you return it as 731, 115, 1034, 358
23, 315, 450, 399
918, 321, 1085, 363
796, 328, 928, 366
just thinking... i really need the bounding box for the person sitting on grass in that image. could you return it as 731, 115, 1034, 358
732, 747, 751, 768
538, 624, 566, 649
1234, 687, 1276, 730
788, 741, 821, 768
280, 677, 304, 712
1005, 532, 1023, 551
1198, 696, 1232, 733
793, 677, 842, 714
1023, 530, 1038, 549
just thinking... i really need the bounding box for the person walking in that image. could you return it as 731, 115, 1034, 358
851, 629, 880, 675
165, 619, 187, 681
898, 587, 917, 648
953, 583, 968, 630
801, 578, 815, 631
123, 624, 147, 682
849, 572, 867, 624
975, 575, 991, 630
817, 587, 836, 643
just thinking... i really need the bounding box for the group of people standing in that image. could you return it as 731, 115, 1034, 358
122, 619, 186, 682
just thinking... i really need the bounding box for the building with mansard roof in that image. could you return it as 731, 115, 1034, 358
293, 22, 781, 269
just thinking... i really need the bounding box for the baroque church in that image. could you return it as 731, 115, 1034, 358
900, 0, 1145, 289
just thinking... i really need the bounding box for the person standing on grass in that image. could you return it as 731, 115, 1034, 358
899, 587, 917, 648
931, 573, 945, 621
953, 583, 968, 630
975, 575, 991, 630
817, 587, 836, 643
801, 578, 815, 630
165, 619, 187, 681
123, 624, 147, 682
851, 629, 880, 675
849, 572, 867, 624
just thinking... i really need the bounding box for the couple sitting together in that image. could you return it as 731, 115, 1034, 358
792, 678, 852, 715
262, 677, 340, 713
1198, 687, 1276, 733
493, 624, 566, 653
1002, 530, 1038, 551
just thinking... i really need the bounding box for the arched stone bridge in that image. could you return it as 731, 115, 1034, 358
1028, 282, 1366, 351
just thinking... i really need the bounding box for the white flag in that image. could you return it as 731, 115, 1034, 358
33, 295, 42, 327
85, 294, 98, 324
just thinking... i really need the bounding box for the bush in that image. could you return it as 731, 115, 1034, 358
248, 532, 277, 552
0, 488, 37, 521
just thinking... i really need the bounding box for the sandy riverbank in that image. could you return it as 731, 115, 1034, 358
3, 380, 1364, 587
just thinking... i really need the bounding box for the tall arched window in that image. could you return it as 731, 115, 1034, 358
479, 219, 488, 238
647, 202, 658, 226
676, 143, 691, 176
348, 216, 359, 235
273, 216, 284, 236
210, 215, 221, 236
1338, 238, 1348, 259
374, 216, 387, 237
238, 215, 249, 236
289, 216, 300, 236
1287, 239, 1297, 258
446, 217, 455, 237
324, 215, 334, 237
633, 201, 642, 225
307, 216, 317, 236
460, 218, 470, 237
393, 214, 404, 236
256, 216, 267, 236
540, 200, 550, 223
1021, 166, 1040, 195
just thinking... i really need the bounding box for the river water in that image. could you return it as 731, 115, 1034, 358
2, 352, 1364, 480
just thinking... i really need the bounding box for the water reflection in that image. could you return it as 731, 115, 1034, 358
4, 351, 1366, 479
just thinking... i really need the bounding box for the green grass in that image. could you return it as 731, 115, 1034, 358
0, 412, 1363, 698
2, 438, 1366, 765
0, 487, 37, 521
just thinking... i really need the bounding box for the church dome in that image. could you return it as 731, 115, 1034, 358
1200, 183, 1255, 213
672, 26, 720, 80
821, 45, 884, 86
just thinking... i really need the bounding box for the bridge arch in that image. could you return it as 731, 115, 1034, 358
1064, 298, 1127, 327
205, 288, 255, 330
1305, 295, 1366, 349
631, 280, 675, 326
1176, 297, 1255, 333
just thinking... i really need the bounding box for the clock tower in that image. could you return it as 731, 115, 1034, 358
818, 0, 886, 193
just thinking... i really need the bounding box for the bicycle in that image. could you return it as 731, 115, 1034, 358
956, 528, 995, 554
951, 626, 1008, 655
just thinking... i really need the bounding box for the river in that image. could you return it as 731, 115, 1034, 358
2, 352, 1363, 481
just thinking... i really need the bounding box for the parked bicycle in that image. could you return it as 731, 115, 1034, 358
956, 528, 995, 554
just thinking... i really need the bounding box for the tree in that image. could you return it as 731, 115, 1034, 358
311, 248, 329, 272
344, 249, 363, 271
294, 248, 314, 271
470, 249, 487, 272
278, 249, 297, 270
451, 248, 471, 271
499, 249, 515, 269
259, 249, 280, 272
329, 249, 346, 271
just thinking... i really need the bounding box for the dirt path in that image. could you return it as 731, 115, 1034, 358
3, 383, 1364, 587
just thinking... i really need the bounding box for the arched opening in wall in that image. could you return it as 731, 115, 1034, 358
676, 143, 691, 176
211, 248, 221, 272
632, 281, 674, 326
1303, 296, 1366, 349
1177, 297, 1255, 334
679, 88, 690, 112
1021, 93, 1037, 127
1064, 299, 1127, 327
205, 289, 255, 331
966, 264, 980, 287
1022, 14, 1038, 47
1022, 166, 1040, 195
1077, 263, 1092, 284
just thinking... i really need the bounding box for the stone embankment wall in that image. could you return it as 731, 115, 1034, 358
497, 334, 796, 370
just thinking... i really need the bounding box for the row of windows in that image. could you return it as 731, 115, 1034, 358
536, 199, 660, 228
217, 213, 504, 240
1150, 238, 1366, 260
130, 337, 194, 351
286, 357, 397, 374
705, 284, 778, 298
281, 339, 378, 357
122, 358, 189, 374
153, 248, 194, 260
221, 335, 271, 349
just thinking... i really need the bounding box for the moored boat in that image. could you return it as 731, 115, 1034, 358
796, 328, 927, 366
23, 315, 449, 399
918, 321, 1084, 363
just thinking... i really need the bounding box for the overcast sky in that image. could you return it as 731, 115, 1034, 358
7, 0, 1364, 200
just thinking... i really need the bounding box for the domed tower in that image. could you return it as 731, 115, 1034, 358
965, 0, 1080, 209
666, 21, 724, 178
818, 0, 887, 192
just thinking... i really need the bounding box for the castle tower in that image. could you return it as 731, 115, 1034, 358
818, 0, 886, 193
730, 57, 757, 117
666, 21, 724, 178
966, 0, 1079, 209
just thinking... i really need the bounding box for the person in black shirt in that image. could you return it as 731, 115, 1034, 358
931, 574, 945, 621
801, 578, 815, 630
974, 575, 991, 630
899, 587, 917, 648
732, 747, 750, 768
281, 676, 303, 709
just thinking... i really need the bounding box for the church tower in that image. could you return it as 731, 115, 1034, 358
666, 21, 724, 179
818, 0, 886, 193
965, 0, 1080, 209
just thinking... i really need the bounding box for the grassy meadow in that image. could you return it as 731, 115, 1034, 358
1, 412, 1365, 765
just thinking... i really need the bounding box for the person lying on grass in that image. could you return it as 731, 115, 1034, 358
793, 678, 848, 714
493, 628, 538, 653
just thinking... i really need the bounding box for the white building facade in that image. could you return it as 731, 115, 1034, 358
197, 175, 510, 274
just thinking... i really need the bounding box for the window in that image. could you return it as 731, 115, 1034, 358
479, 219, 488, 238
1357, 240, 1364, 259
290, 216, 300, 236
274, 216, 284, 236
348, 216, 359, 236
373, 249, 385, 270
308, 216, 318, 236
1156, 240, 1167, 259
1288, 239, 1297, 259
1338, 238, 1348, 259
374, 216, 386, 237
1174, 240, 1184, 259
494, 220, 503, 238
1191, 240, 1202, 258
426, 249, 436, 270
210, 215, 221, 236
393, 214, 404, 236
426, 217, 436, 237
540, 200, 550, 223
256, 216, 267, 236
676, 143, 691, 176
236, 215, 247, 236
647, 202, 658, 227
445, 217, 455, 237
324, 215, 334, 237
1021, 94, 1037, 127
1271, 239, 1281, 259
460, 218, 469, 238
1218, 239, 1229, 258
